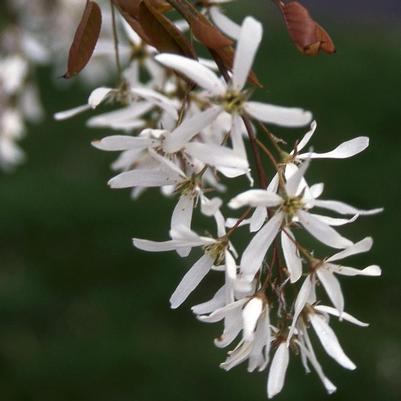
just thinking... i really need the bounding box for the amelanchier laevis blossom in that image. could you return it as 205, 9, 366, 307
54, 1, 383, 399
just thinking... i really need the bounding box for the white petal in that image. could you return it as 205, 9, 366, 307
287, 275, 313, 341
326, 263, 382, 277
313, 199, 383, 216
316, 268, 344, 315
298, 137, 369, 160
200, 195, 223, 217
108, 169, 182, 189
248, 308, 271, 372
210, 6, 241, 40
171, 195, 195, 257
245, 101, 312, 127
309, 182, 324, 199
220, 342, 252, 371
240, 213, 283, 279
88, 87, 113, 108
155, 53, 226, 96
231, 114, 247, 159
285, 159, 310, 197
54, 104, 90, 120
327, 237, 373, 262
199, 298, 247, 323
297, 210, 353, 249
131, 87, 179, 119
164, 106, 223, 152
296, 121, 317, 151
133, 237, 202, 253
229, 190, 282, 209
312, 213, 358, 226
309, 313, 356, 370
281, 230, 303, 283
170, 254, 214, 309
92, 135, 153, 151
296, 339, 337, 394
185, 142, 249, 171
215, 310, 244, 348
314, 305, 369, 327
232, 17, 262, 90
192, 285, 226, 315
87, 102, 153, 127
250, 206, 268, 232
242, 297, 264, 341
267, 343, 290, 398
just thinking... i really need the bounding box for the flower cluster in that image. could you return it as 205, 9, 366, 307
55, 2, 382, 398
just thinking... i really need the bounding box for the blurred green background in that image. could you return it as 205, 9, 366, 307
1, 1, 400, 401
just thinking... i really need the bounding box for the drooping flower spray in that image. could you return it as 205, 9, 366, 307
56, 0, 382, 398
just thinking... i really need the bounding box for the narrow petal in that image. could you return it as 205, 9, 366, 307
240, 213, 283, 279
108, 169, 182, 189
296, 340, 337, 394
326, 263, 382, 277
281, 229, 303, 283
87, 102, 153, 127
220, 342, 252, 371
131, 87, 179, 119
199, 298, 247, 323
242, 297, 264, 341
316, 268, 344, 315
170, 254, 214, 309
171, 195, 195, 257
296, 121, 317, 151
232, 17, 262, 90
215, 310, 244, 348
287, 275, 313, 341
245, 101, 312, 127
92, 135, 153, 151
285, 159, 310, 197
248, 308, 271, 372
155, 53, 226, 96
314, 199, 383, 216
192, 285, 226, 315
309, 313, 356, 370
327, 237, 373, 262
314, 305, 369, 327
297, 210, 353, 249
312, 213, 358, 227
298, 137, 369, 160
229, 190, 282, 209
250, 206, 268, 232
164, 106, 223, 152
54, 104, 90, 120
88, 87, 113, 108
210, 6, 241, 39
267, 343, 290, 398
185, 142, 249, 171
231, 114, 247, 159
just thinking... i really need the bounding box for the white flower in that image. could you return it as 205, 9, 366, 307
155, 17, 312, 154
288, 237, 381, 340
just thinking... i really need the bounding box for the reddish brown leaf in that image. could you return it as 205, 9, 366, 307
277, 1, 336, 56
112, 0, 194, 58
139, 0, 196, 57
64, 1, 102, 79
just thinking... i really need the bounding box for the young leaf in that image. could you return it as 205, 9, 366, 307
64, 1, 102, 79
275, 1, 336, 56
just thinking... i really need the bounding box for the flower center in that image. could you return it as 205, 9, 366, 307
204, 239, 228, 264
221, 89, 245, 113
281, 196, 304, 217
